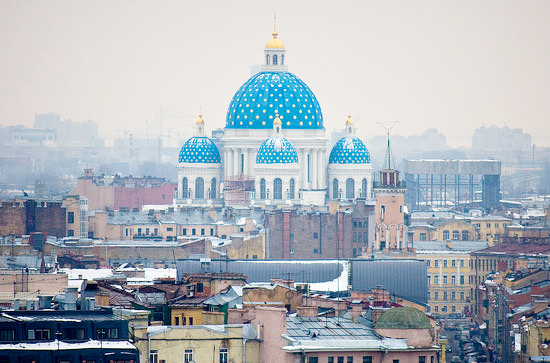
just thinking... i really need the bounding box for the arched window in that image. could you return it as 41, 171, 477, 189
289, 179, 295, 199
462, 230, 469, 241
195, 178, 204, 199
333, 179, 339, 199
260, 179, 266, 199
346, 178, 355, 199
182, 178, 188, 198
443, 230, 450, 240
362, 178, 368, 198
452, 230, 460, 240
281, 54, 284, 65
273, 54, 278, 65
266, 54, 270, 65
211, 178, 217, 199
273, 178, 283, 200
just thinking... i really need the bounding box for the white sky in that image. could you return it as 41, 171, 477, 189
1, 1, 549, 148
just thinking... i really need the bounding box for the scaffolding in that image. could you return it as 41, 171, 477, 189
223, 177, 255, 205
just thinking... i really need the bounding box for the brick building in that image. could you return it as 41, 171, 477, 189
263, 201, 375, 259
0, 199, 66, 237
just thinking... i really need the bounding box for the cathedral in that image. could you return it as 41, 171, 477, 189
176, 29, 373, 207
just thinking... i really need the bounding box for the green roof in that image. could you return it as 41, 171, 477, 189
375, 307, 431, 329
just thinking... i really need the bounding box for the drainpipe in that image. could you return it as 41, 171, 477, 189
147, 330, 151, 363
242, 338, 247, 363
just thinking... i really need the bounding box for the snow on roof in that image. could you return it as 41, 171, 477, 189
0, 340, 136, 350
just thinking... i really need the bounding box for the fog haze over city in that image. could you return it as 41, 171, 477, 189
1, 1, 549, 148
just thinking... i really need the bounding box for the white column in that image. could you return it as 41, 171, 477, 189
311, 149, 317, 189
317, 150, 324, 190
301, 149, 308, 190
243, 148, 249, 176
226, 149, 233, 179
249, 148, 256, 179
233, 149, 239, 177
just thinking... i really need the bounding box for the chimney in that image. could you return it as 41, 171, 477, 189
296, 306, 318, 317
64, 287, 78, 310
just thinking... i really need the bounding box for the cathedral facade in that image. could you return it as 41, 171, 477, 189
176, 30, 373, 207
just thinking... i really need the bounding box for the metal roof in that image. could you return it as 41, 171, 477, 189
351, 260, 428, 305
413, 241, 489, 253
176, 259, 344, 284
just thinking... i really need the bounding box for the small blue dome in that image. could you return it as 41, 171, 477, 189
329, 136, 371, 164
256, 136, 299, 164
178, 137, 221, 164
226, 72, 323, 129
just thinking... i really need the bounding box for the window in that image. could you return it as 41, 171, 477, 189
67, 211, 74, 224
460, 275, 465, 285
451, 275, 456, 285
495, 223, 499, 228
63, 327, 85, 340
393, 360, 400, 363
175, 317, 179, 325
363, 233, 368, 243
308, 358, 319, 363
419, 356, 426, 363
427, 275, 431, 285
362, 178, 368, 198
211, 178, 217, 199
273, 178, 283, 200
189, 317, 194, 325
460, 291, 465, 301
289, 179, 295, 199
260, 179, 266, 199
150, 350, 159, 363
363, 357, 373, 363
434, 260, 439, 267
338, 358, 344, 363
443, 230, 449, 240
184, 349, 193, 363
443, 275, 448, 284
266, 54, 270, 65
434, 291, 439, 300
346, 178, 355, 199
329, 358, 335, 363
443, 259, 448, 268
182, 178, 189, 198
443, 292, 448, 300
192, 228, 196, 235
451, 259, 456, 267
419, 233, 426, 241
452, 230, 459, 240
380, 205, 385, 220
67, 229, 74, 237
195, 177, 204, 199
220, 348, 228, 363
460, 259, 465, 267
313, 232, 318, 239
435, 305, 439, 312
451, 291, 456, 301
27, 328, 50, 340
353, 232, 357, 242
434, 275, 439, 284
357, 232, 362, 241
347, 358, 353, 363
486, 223, 491, 228
201, 228, 205, 236
0, 329, 14, 341
146, 228, 150, 235
182, 228, 186, 235
137, 228, 142, 236
333, 179, 339, 199
273, 54, 278, 65
96, 328, 118, 339
462, 230, 469, 241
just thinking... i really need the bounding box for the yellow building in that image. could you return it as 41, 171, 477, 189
469, 216, 511, 242
134, 324, 260, 363
412, 219, 478, 242
415, 241, 488, 316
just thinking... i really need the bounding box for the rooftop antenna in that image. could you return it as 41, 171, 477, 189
377, 121, 399, 170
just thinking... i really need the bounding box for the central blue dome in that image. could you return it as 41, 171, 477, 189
226, 72, 323, 129
256, 136, 299, 164
329, 136, 371, 164
178, 136, 221, 164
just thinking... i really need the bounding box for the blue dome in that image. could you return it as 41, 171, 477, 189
329, 136, 371, 164
226, 72, 323, 129
256, 136, 299, 164
178, 136, 221, 164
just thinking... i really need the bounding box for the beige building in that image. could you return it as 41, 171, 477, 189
134, 324, 259, 363
415, 241, 489, 316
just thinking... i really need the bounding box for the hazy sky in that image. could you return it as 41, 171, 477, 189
1, 1, 549, 148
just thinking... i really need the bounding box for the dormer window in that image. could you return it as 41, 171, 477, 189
273, 54, 278, 65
